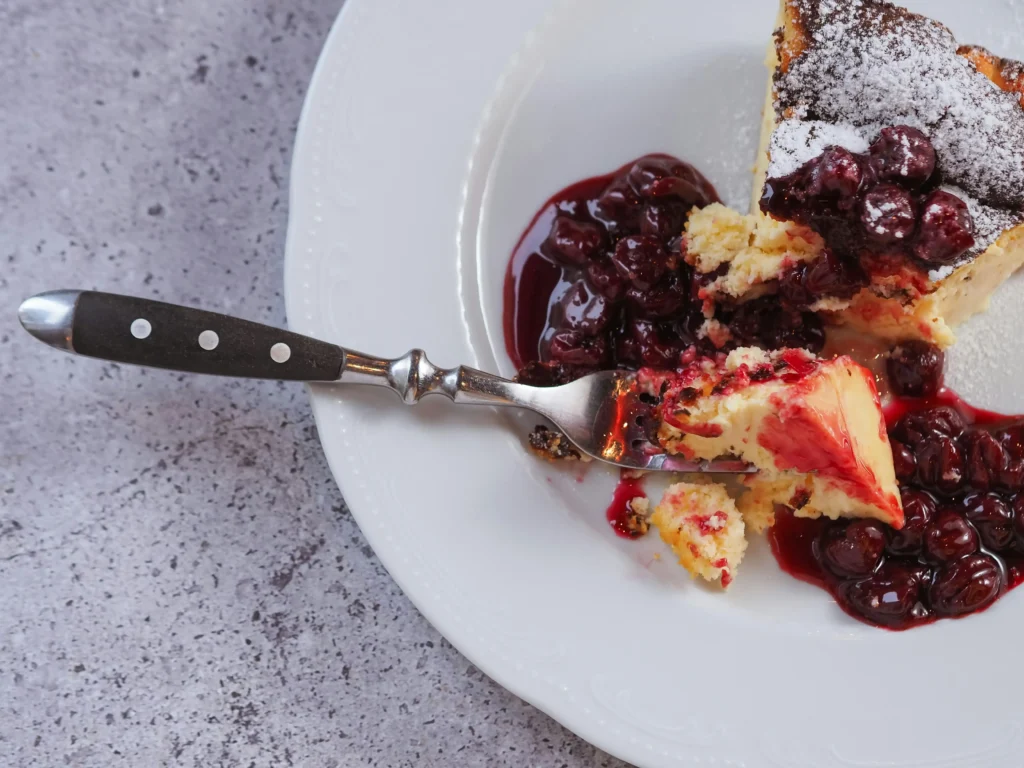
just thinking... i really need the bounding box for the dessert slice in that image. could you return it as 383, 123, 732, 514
693, 0, 1024, 347
650, 482, 746, 589
644, 347, 903, 530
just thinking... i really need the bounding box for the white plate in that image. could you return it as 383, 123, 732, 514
284, 2, 1024, 765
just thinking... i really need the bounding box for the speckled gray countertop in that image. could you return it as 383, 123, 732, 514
0, 2, 630, 766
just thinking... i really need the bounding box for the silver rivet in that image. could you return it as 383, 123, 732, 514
198, 330, 219, 350
270, 342, 291, 363
130, 319, 152, 339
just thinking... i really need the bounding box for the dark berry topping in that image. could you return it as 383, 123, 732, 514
869, 126, 936, 187
891, 441, 917, 483
612, 235, 670, 291
819, 519, 887, 578
542, 217, 604, 266
729, 297, 825, 354
928, 554, 1002, 617
997, 425, 1024, 461
514, 361, 581, 387
547, 329, 609, 368
841, 563, 924, 628
892, 406, 965, 447
963, 493, 1015, 552
625, 270, 689, 319
760, 126, 976, 304
887, 489, 935, 556
627, 156, 717, 207
641, 202, 687, 240
586, 256, 628, 302
1002, 459, 1024, 492
806, 147, 865, 208
558, 281, 615, 336
963, 430, 1009, 492
912, 190, 976, 266
915, 436, 965, 495
860, 184, 917, 245
923, 508, 978, 563
886, 341, 945, 397
619, 319, 684, 369
777, 250, 867, 307
593, 176, 643, 234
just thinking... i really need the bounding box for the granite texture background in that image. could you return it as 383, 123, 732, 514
0, 2, 630, 766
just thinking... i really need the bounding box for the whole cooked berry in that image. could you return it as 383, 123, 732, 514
611, 235, 670, 291
929, 554, 1002, 616
841, 563, 924, 627
594, 176, 642, 233
777, 250, 866, 306
913, 190, 976, 265
641, 202, 687, 241
886, 341, 944, 397
628, 156, 717, 207
891, 441, 917, 482
869, 126, 937, 187
915, 435, 965, 494
818, 520, 887, 578
625, 270, 689, 319
923, 508, 978, 563
558, 281, 615, 336
887, 488, 935, 556
963, 493, 1014, 552
729, 297, 825, 353
586, 255, 628, 302
807, 147, 864, 207
1012, 493, 1024, 547
860, 184, 917, 245
543, 216, 604, 266
547, 329, 610, 368
891, 406, 965, 447
962, 430, 1009, 491
619, 319, 684, 368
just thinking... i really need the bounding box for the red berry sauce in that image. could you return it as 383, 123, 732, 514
606, 473, 648, 540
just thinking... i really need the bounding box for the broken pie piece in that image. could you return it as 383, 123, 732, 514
643, 347, 903, 532
690, 0, 1024, 348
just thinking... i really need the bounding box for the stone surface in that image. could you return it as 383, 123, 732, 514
0, 2, 629, 766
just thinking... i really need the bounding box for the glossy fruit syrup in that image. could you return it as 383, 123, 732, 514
606, 474, 648, 540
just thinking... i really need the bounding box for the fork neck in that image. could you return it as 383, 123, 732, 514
339, 349, 532, 407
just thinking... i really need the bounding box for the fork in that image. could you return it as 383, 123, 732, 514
18, 290, 753, 473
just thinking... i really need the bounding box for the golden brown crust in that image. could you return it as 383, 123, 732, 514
775, 1, 807, 75
958, 44, 1024, 108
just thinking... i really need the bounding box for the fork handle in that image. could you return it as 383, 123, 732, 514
19, 290, 346, 381
18, 290, 528, 406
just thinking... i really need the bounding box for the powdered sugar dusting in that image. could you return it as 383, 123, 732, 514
768, 119, 869, 177
772, 0, 1024, 254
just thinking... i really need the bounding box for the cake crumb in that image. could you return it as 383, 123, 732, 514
527, 425, 590, 462
650, 482, 747, 588
623, 496, 651, 537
